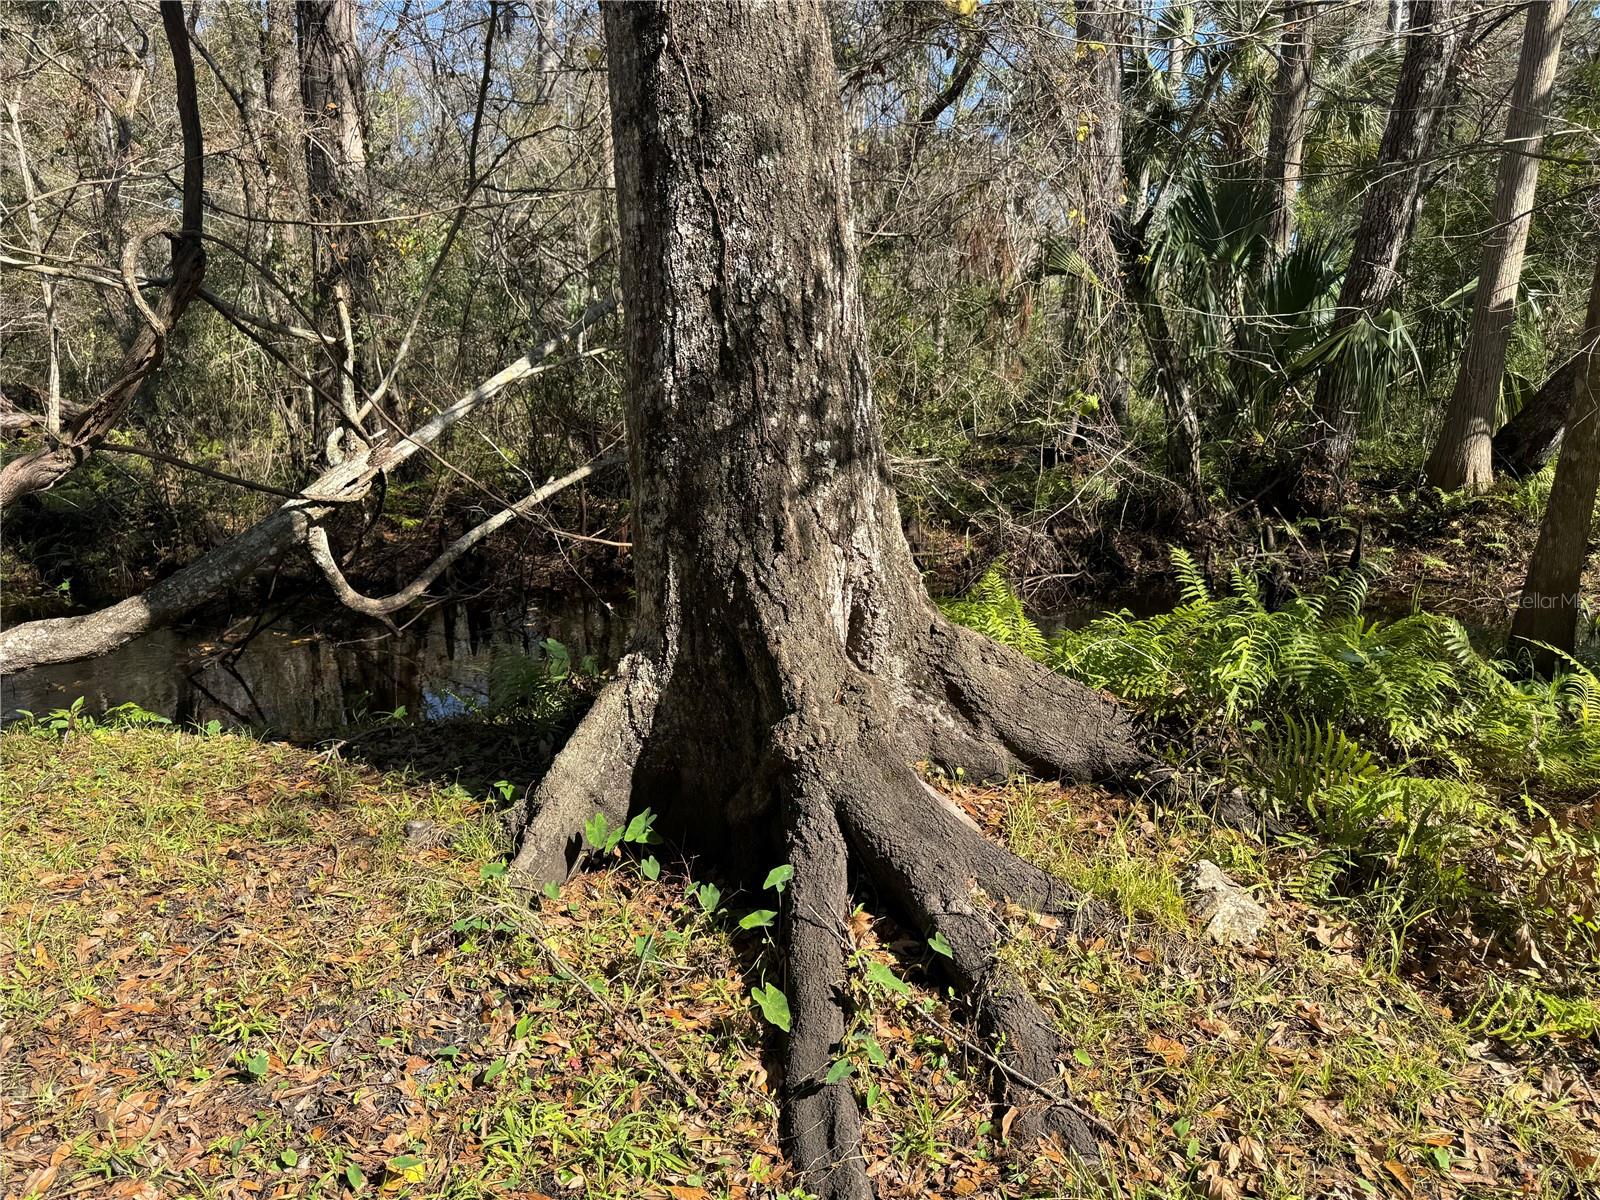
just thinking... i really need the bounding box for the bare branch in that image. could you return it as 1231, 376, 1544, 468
0, 298, 615, 673
0, 0, 207, 511
307, 454, 617, 621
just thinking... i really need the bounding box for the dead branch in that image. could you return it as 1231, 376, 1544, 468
0, 297, 616, 674
307, 453, 618, 620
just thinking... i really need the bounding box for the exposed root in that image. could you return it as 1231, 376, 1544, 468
836, 745, 1102, 1161
777, 762, 872, 1200
920, 615, 1148, 785
504, 625, 1146, 1183
507, 653, 662, 886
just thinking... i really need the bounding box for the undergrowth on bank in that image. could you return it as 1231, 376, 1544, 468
944, 555, 1600, 1042
4, 559, 1597, 1196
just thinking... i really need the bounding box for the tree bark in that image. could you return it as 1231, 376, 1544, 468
1492, 355, 1580, 477
1425, 0, 1567, 493
1295, 0, 1457, 514
1263, 0, 1315, 259
508, 4, 1149, 1193
1508, 257, 1600, 673
296, 0, 373, 436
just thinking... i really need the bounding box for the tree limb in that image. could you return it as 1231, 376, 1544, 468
306, 454, 617, 620
0, 298, 615, 673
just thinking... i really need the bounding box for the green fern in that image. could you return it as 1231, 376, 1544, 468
938, 565, 1048, 661
1266, 716, 1379, 814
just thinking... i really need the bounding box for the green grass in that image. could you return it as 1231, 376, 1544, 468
3, 709, 1597, 1198
980, 776, 1599, 1198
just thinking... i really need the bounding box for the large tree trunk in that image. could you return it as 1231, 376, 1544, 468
1263, 0, 1315, 259
1508, 258, 1600, 673
1425, 0, 1567, 493
1294, 0, 1457, 514
508, 4, 1148, 1194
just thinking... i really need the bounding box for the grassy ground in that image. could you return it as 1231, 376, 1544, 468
2, 723, 1597, 1200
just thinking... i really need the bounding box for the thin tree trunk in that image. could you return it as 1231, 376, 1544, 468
0, 1, 205, 511
1388, 0, 1408, 48
1264, 0, 1315, 259
1425, 0, 1567, 493
1295, 0, 1457, 514
1122, 262, 1205, 508
6, 95, 61, 433
508, 5, 1148, 1193
1508, 257, 1600, 673
1074, 0, 1131, 436
297, 0, 372, 439
261, 0, 317, 468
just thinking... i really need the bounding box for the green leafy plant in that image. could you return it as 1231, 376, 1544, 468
750, 983, 791, 1032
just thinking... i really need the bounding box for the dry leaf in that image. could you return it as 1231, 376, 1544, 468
1145, 1034, 1188, 1067
1383, 1159, 1414, 1193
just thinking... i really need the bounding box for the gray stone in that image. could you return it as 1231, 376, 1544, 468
1186, 859, 1269, 947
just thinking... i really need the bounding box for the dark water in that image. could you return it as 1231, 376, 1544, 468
0, 588, 1135, 741
1, 595, 631, 740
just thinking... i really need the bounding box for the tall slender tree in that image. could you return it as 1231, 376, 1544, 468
1426, 0, 1568, 493
508, 3, 1149, 1194
297, 0, 373, 440
1070, 0, 1132, 436
1294, 0, 1457, 513
1263, 0, 1315, 259
1509, 255, 1600, 673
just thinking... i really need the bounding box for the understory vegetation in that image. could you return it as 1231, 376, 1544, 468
3, 1, 1599, 1196
946, 557, 1600, 1041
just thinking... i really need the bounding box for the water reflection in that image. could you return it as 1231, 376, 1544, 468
1, 595, 630, 740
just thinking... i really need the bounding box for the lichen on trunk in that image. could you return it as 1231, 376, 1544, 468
507, 4, 1149, 1193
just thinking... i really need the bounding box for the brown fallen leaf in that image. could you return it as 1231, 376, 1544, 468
1145, 1034, 1188, 1067
1000, 1105, 1019, 1143
1383, 1159, 1414, 1193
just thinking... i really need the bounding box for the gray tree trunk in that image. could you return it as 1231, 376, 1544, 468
1426, 0, 1567, 493
507, 4, 1148, 1194
1295, 0, 1457, 513
1264, 0, 1315, 258
1509, 257, 1600, 673
296, 0, 373, 436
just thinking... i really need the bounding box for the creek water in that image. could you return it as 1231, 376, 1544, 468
0, 594, 631, 740
0, 591, 1125, 741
